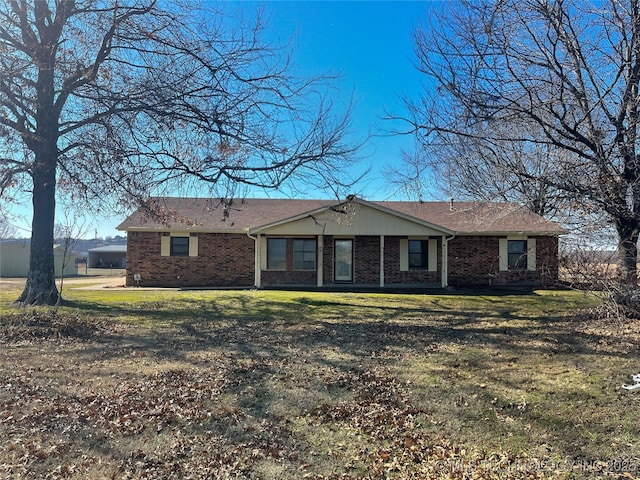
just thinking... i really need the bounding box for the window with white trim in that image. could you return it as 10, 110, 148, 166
267, 238, 287, 270
293, 239, 316, 270
160, 233, 198, 257
170, 236, 190, 256
499, 237, 536, 271
400, 238, 438, 272
408, 239, 428, 269
507, 239, 527, 270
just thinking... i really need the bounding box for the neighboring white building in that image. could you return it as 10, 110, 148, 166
0, 239, 81, 277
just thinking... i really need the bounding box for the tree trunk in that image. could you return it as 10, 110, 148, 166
615, 220, 640, 285
16, 156, 60, 306
18, 119, 61, 306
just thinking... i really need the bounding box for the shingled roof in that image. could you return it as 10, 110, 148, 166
117, 197, 565, 235
376, 201, 565, 234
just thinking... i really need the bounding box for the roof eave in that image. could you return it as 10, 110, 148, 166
119, 226, 249, 234
455, 229, 568, 236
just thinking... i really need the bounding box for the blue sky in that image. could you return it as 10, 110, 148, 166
262, 0, 430, 197
9, 1, 436, 239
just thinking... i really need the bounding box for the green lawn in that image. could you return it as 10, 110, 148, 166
1, 283, 638, 479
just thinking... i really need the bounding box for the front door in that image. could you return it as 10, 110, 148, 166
334, 239, 353, 282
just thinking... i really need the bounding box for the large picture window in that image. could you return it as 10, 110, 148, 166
170, 236, 190, 256
507, 239, 527, 270
293, 239, 316, 270
408, 239, 428, 269
267, 238, 287, 270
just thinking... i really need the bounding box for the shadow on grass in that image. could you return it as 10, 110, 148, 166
6, 290, 604, 369
3, 290, 635, 479
50, 290, 621, 368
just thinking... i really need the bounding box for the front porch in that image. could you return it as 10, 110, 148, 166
258, 282, 446, 294
249, 201, 455, 291
254, 234, 451, 290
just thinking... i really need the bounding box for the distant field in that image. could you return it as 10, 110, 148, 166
1, 286, 638, 479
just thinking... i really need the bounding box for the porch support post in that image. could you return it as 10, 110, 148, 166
255, 233, 262, 288
317, 234, 324, 287
441, 235, 448, 288
380, 235, 385, 287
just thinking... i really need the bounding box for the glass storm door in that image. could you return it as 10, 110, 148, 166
335, 239, 353, 282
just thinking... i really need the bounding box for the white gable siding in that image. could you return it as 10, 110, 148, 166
258, 203, 446, 236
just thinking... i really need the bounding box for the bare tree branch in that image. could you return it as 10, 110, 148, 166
0, 0, 362, 305
398, 0, 640, 284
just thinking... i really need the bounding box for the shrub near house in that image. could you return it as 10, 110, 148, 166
118, 197, 564, 289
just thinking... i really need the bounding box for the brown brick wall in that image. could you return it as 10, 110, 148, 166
126, 231, 560, 289
126, 231, 254, 287
261, 270, 316, 285
447, 235, 559, 287
447, 236, 499, 286
354, 236, 380, 284
530, 235, 560, 286
383, 237, 440, 285
323, 236, 334, 283
320, 236, 381, 285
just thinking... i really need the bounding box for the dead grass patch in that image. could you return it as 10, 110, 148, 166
0, 289, 638, 479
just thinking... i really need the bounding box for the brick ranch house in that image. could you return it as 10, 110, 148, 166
117, 196, 565, 289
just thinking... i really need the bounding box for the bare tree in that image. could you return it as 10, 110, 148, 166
0, 217, 17, 239
401, 0, 640, 284
0, 1, 361, 305
53, 208, 89, 307
388, 121, 572, 218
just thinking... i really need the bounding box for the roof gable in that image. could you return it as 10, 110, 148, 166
252, 199, 454, 236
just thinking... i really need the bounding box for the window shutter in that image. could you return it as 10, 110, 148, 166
260, 236, 267, 270
499, 238, 508, 271
428, 239, 438, 272
161, 236, 170, 257
527, 238, 536, 271
399, 239, 408, 271
189, 236, 198, 257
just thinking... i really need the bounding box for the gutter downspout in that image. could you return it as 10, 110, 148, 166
247, 231, 260, 288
